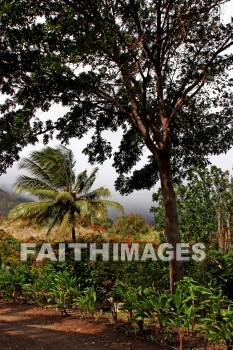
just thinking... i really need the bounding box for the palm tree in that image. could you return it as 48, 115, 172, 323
8, 145, 123, 242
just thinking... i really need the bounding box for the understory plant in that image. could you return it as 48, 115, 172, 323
73, 285, 97, 319
111, 277, 233, 350
0, 263, 28, 300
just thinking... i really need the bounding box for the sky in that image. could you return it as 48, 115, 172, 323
0, 1, 233, 223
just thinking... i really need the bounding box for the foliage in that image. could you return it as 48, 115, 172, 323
0, 0, 232, 186
0, 263, 29, 299
73, 285, 97, 318
151, 166, 233, 250
223, 252, 233, 300
0, 234, 21, 265
0, 232, 233, 348
8, 145, 123, 241
110, 277, 233, 349
109, 282, 148, 323
2, 0, 233, 288
166, 278, 233, 349
108, 214, 151, 237
46, 270, 79, 314
202, 301, 233, 349
185, 250, 233, 301
134, 289, 170, 331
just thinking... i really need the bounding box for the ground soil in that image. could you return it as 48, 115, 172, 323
0, 301, 160, 350
0, 301, 227, 350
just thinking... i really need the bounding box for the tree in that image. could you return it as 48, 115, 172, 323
151, 166, 233, 252
8, 145, 123, 242
1, 0, 233, 290
210, 166, 233, 252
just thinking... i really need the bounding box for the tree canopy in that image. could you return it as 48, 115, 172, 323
0, 0, 232, 189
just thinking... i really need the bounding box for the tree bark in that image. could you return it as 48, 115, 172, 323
226, 215, 231, 253
71, 210, 76, 243
72, 225, 76, 243
217, 206, 222, 251
156, 149, 184, 293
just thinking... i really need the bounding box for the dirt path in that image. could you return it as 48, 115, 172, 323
0, 302, 161, 350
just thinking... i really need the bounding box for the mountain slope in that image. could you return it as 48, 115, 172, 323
0, 188, 30, 218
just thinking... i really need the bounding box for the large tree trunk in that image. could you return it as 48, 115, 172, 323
156, 149, 184, 293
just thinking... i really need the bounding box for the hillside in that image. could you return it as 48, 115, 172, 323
0, 188, 30, 218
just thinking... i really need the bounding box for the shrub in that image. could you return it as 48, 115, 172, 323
109, 214, 151, 237
184, 250, 233, 301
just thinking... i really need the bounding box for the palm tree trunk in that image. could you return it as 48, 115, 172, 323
71, 210, 76, 243
72, 225, 76, 243
156, 150, 184, 293
70, 211, 79, 273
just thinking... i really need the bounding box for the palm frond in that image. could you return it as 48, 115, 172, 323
73, 168, 99, 194
73, 170, 88, 192
28, 189, 58, 200
75, 200, 88, 216
25, 146, 75, 191
57, 145, 76, 190
8, 202, 55, 223
90, 199, 124, 213
46, 206, 67, 235
40, 146, 76, 191
81, 187, 111, 200
14, 175, 55, 194
56, 211, 73, 235
18, 156, 52, 186
82, 168, 99, 194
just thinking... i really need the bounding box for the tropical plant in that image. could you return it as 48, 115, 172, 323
0, 263, 28, 300
73, 285, 97, 319
135, 290, 170, 330
203, 304, 233, 350
109, 214, 151, 237
8, 146, 123, 242
151, 166, 233, 250
23, 279, 47, 305
47, 271, 80, 315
